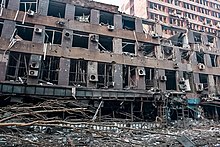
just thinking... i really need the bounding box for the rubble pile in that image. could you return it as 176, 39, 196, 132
0, 100, 219, 146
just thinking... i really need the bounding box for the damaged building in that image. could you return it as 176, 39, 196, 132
0, 0, 219, 136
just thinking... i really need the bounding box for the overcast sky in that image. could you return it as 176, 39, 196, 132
94, 0, 120, 6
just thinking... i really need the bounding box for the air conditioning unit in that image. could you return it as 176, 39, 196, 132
160, 75, 167, 82
89, 74, 98, 82
30, 62, 40, 69
195, 83, 204, 92
56, 21, 65, 26
107, 25, 114, 31
107, 81, 115, 88
173, 62, 179, 69
90, 35, 99, 43
28, 70, 38, 77
34, 28, 43, 34
138, 68, 146, 76
151, 33, 160, 39
64, 31, 72, 38
27, 10, 35, 16
179, 84, 187, 90
198, 63, 206, 70
179, 78, 185, 84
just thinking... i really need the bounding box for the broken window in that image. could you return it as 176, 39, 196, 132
69, 59, 87, 87
122, 16, 135, 31
181, 50, 190, 63
194, 32, 202, 43
75, 6, 90, 23
142, 20, 154, 34
145, 68, 155, 90
20, 0, 38, 12
0, 19, 4, 36
6, 51, 30, 81
183, 71, 193, 91
97, 62, 113, 88
48, 1, 66, 18
207, 35, 214, 44
165, 70, 177, 90
98, 35, 113, 52
169, 32, 184, 47
72, 31, 89, 49
16, 22, 34, 41
196, 52, 205, 64
100, 11, 114, 25
162, 46, 173, 60
123, 65, 136, 88
199, 74, 208, 90
138, 43, 155, 57
122, 39, 135, 54
210, 54, 217, 67
0, 0, 8, 8
40, 56, 60, 85
45, 27, 62, 45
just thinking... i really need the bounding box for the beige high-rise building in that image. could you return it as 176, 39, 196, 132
121, 0, 220, 36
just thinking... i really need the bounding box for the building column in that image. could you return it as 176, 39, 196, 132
32, 25, 45, 43
114, 14, 122, 29
135, 18, 143, 33
136, 67, 146, 90
38, 0, 49, 16
0, 53, 8, 81
1, 20, 16, 39
58, 58, 70, 86
158, 69, 166, 92
65, 4, 75, 20
7, 0, 20, 10
113, 38, 123, 89
204, 54, 212, 68
90, 9, 100, 25
113, 64, 123, 89
208, 75, 216, 94
62, 29, 73, 49
87, 61, 98, 88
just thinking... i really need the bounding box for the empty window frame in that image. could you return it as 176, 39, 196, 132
122, 39, 135, 54
20, 0, 38, 12
0, 0, 9, 8
97, 62, 113, 88
75, 6, 90, 23
40, 56, 60, 84
207, 35, 214, 43
145, 68, 155, 90
123, 65, 137, 88
122, 16, 135, 31
48, 1, 66, 18
162, 46, 173, 60
199, 74, 208, 89
6, 51, 30, 81
72, 31, 89, 49
194, 32, 202, 43
210, 54, 217, 67
181, 50, 190, 63
0, 19, 4, 36
99, 35, 113, 52
165, 70, 177, 90
100, 11, 114, 25
45, 27, 62, 44
69, 59, 87, 87
16, 22, 34, 41
138, 42, 155, 57
196, 52, 205, 64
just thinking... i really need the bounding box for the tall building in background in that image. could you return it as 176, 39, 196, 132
121, 0, 220, 36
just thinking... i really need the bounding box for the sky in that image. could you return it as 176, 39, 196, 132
94, 0, 120, 6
